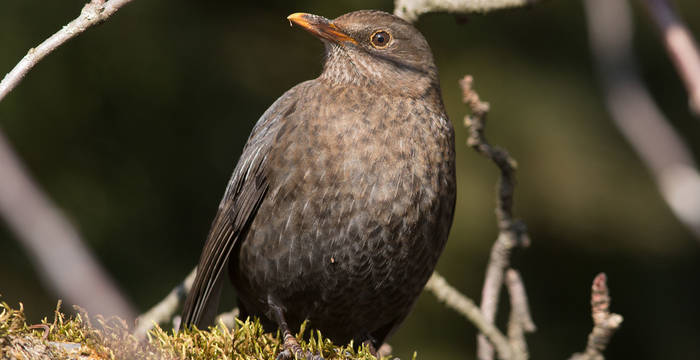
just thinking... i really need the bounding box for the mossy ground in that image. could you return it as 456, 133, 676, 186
0, 302, 407, 360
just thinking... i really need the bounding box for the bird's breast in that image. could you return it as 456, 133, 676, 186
299, 90, 450, 223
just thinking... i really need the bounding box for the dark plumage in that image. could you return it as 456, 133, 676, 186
181, 9, 456, 357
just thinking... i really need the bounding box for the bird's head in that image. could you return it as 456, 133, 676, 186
288, 10, 439, 97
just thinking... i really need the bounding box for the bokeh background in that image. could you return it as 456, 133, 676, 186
1, 0, 699, 359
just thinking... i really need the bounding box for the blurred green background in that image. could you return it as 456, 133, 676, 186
1, 0, 699, 359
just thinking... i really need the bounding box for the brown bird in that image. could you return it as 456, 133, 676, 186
181, 10, 455, 359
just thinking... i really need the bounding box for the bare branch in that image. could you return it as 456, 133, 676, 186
394, 0, 537, 22
0, 0, 138, 322
584, 0, 700, 240
505, 269, 535, 359
0, 0, 136, 103
134, 268, 197, 338
460, 75, 530, 360
569, 273, 623, 360
641, 0, 700, 116
425, 272, 513, 360
0, 131, 135, 320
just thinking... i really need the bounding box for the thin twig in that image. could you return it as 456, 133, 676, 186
0, 0, 136, 103
505, 269, 535, 359
584, 0, 700, 240
393, 0, 537, 22
27, 324, 50, 340
425, 272, 513, 360
641, 0, 700, 116
461, 75, 530, 360
569, 273, 623, 360
134, 268, 197, 338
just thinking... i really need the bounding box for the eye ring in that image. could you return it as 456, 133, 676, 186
370, 30, 392, 49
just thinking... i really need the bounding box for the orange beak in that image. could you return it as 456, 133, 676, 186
287, 13, 357, 45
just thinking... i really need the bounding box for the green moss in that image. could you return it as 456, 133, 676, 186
0, 302, 402, 359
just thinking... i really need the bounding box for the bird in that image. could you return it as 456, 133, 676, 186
180, 9, 456, 359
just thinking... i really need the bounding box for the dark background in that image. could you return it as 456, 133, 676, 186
1, 1, 699, 359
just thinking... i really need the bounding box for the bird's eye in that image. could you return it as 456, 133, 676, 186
370, 30, 391, 49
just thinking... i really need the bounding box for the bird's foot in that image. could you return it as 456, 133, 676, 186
362, 339, 378, 357
275, 333, 324, 360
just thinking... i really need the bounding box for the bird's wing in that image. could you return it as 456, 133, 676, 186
180, 83, 306, 329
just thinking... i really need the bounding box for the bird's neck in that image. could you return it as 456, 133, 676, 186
319, 46, 439, 100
